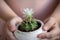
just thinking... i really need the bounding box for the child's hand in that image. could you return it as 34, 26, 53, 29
37, 17, 60, 40
6, 17, 22, 32
4, 17, 22, 40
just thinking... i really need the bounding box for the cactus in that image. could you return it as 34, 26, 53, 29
21, 8, 37, 32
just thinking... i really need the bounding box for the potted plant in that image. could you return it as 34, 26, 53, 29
14, 8, 44, 40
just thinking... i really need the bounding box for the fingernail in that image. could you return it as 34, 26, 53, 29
37, 35, 42, 38
43, 27, 48, 31
10, 26, 16, 32
11, 28, 16, 32
38, 34, 46, 39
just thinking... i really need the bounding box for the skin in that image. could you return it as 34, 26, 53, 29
0, 0, 22, 40
0, 0, 60, 40
0, 0, 22, 31
5, 0, 58, 20
37, 3, 60, 40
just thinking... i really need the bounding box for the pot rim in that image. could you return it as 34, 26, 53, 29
15, 19, 44, 33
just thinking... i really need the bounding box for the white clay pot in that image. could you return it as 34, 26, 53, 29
14, 20, 45, 40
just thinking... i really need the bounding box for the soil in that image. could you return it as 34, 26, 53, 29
18, 21, 41, 32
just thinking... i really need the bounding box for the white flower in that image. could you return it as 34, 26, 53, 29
23, 8, 34, 16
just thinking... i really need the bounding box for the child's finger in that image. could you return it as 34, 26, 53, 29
38, 23, 60, 39
8, 17, 22, 32
4, 24, 17, 40
51, 35, 60, 40
43, 17, 56, 31
37, 32, 52, 39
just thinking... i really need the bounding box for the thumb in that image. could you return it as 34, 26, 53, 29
38, 23, 60, 39
43, 17, 56, 31
8, 17, 22, 32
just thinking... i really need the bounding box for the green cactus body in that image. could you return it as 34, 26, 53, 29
21, 8, 37, 32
